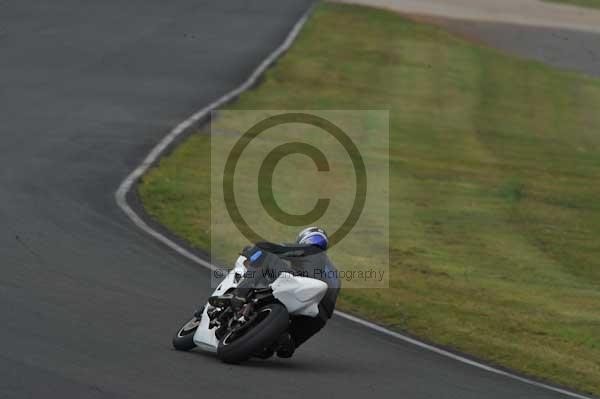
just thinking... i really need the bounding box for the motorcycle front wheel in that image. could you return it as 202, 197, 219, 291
217, 303, 289, 364
172, 316, 200, 351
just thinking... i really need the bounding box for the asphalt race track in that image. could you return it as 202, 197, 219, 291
441, 21, 600, 79
0, 1, 592, 398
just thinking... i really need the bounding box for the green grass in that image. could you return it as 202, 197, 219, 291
204, 109, 390, 289
140, 2, 600, 395
543, 0, 600, 9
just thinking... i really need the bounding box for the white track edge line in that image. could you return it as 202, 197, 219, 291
334, 311, 592, 399
114, 5, 594, 399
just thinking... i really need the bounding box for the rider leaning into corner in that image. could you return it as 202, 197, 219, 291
235, 227, 341, 359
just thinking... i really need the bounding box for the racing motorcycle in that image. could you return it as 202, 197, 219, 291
172, 253, 328, 363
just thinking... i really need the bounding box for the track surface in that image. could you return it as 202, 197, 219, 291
337, 0, 600, 78
0, 1, 591, 398
334, 0, 600, 33
434, 20, 600, 78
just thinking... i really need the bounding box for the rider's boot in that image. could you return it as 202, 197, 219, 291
276, 332, 295, 358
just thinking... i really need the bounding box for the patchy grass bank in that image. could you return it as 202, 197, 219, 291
140, 3, 600, 394
544, 0, 600, 9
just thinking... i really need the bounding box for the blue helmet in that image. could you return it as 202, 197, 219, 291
296, 227, 329, 250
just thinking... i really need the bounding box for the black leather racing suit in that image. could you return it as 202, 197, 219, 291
238, 242, 341, 347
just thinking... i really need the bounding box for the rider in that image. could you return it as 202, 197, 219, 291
239, 227, 341, 358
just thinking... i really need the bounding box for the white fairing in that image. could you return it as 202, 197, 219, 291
193, 256, 327, 351
270, 272, 328, 317
193, 255, 247, 351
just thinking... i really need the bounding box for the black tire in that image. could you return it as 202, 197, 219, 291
217, 303, 289, 364
172, 317, 200, 351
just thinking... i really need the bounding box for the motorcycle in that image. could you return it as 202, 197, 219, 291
172, 253, 328, 363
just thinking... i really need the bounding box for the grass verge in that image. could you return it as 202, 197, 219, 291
139, 2, 600, 394
543, 0, 600, 9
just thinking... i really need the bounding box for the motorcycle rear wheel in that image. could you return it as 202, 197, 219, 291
217, 303, 289, 364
